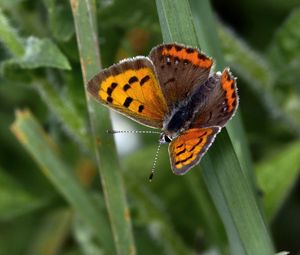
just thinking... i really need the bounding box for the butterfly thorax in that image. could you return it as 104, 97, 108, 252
161, 77, 217, 143
161, 102, 196, 141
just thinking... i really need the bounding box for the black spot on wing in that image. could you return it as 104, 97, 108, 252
111, 82, 117, 88
140, 75, 150, 86
199, 131, 207, 138
138, 105, 144, 113
186, 48, 195, 53
197, 53, 208, 60
175, 153, 194, 165
176, 144, 184, 149
107, 82, 118, 96
176, 148, 186, 156
123, 84, 131, 91
175, 45, 182, 51
107, 87, 113, 96
129, 76, 138, 84
123, 97, 133, 107
107, 96, 113, 103
188, 138, 203, 152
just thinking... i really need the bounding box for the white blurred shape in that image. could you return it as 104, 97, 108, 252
110, 111, 140, 156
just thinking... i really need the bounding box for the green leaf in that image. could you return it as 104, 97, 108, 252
0, 167, 46, 220
11, 37, 71, 70
28, 208, 72, 255
43, 0, 75, 41
156, 0, 275, 254
70, 1, 136, 254
218, 22, 273, 90
0, 0, 22, 10
216, 19, 300, 136
256, 141, 300, 220
32, 81, 92, 152
268, 7, 300, 69
73, 214, 104, 255
0, 8, 24, 57
10, 109, 115, 255
267, 8, 300, 131
124, 147, 191, 255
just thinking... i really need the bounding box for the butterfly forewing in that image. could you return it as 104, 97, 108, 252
149, 43, 213, 107
169, 127, 220, 175
87, 57, 169, 128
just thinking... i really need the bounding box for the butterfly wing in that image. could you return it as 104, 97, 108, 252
169, 127, 220, 175
149, 43, 213, 107
191, 68, 239, 128
87, 57, 168, 128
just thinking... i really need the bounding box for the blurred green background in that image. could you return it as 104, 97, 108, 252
0, 0, 300, 254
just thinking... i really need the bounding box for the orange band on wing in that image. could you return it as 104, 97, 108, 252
221, 69, 237, 113
161, 45, 212, 69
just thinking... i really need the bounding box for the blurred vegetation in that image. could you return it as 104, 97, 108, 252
0, 0, 300, 254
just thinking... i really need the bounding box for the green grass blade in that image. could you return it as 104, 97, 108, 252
70, 1, 136, 254
29, 208, 72, 255
0, 167, 46, 220
0, 9, 24, 57
184, 174, 227, 253
256, 141, 300, 220
155, 0, 275, 254
128, 184, 192, 255
217, 22, 300, 136
73, 212, 104, 255
32, 81, 92, 152
10, 110, 114, 254
201, 132, 273, 255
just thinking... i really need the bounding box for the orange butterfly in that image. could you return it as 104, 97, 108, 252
87, 43, 238, 176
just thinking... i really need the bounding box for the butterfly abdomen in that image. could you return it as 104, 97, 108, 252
165, 76, 219, 135
166, 105, 195, 134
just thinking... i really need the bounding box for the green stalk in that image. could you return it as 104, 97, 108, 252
70, 0, 136, 254
11, 110, 114, 254
155, 0, 275, 254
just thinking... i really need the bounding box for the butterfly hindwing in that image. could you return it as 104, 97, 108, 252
149, 43, 213, 107
169, 127, 221, 175
191, 68, 239, 128
87, 57, 168, 128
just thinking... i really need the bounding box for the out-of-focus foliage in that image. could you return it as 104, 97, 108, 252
0, 0, 299, 254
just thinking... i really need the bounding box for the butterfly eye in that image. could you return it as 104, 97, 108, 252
159, 134, 172, 144
164, 135, 172, 143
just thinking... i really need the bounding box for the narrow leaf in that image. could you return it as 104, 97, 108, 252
217, 21, 300, 135
32, 81, 91, 152
0, 167, 46, 220
70, 1, 136, 254
10, 109, 114, 255
43, 0, 75, 41
0, 9, 24, 57
156, 0, 275, 254
256, 141, 300, 220
29, 208, 72, 255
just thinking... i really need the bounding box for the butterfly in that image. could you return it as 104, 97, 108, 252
87, 43, 238, 176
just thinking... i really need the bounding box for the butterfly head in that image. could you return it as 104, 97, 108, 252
159, 132, 172, 144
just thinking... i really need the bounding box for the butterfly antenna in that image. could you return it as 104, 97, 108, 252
149, 140, 162, 182
107, 130, 161, 134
